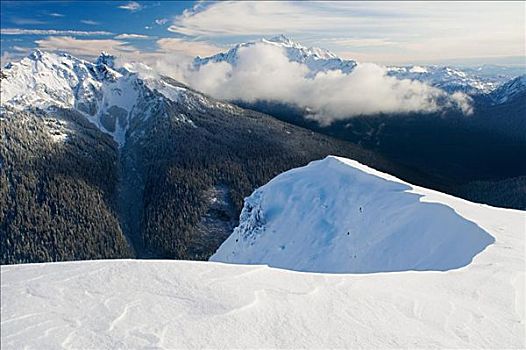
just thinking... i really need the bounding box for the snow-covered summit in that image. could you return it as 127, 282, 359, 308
211, 156, 500, 273
95, 51, 116, 69
194, 35, 357, 75
262, 34, 338, 60
1, 50, 169, 145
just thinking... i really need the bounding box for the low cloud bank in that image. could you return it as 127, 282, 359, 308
132, 43, 474, 123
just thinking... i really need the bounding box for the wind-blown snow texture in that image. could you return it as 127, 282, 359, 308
2, 156, 525, 348
211, 156, 495, 273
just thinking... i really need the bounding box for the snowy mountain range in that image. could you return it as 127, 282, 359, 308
386, 65, 499, 95
2, 45, 523, 140
2, 156, 524, 348
0, 51, 204, 145
195, 35, 523, 96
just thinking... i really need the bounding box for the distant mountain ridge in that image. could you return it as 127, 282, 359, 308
195, 34, 358, 76
194, 35, 521, 95
488, 74, 526, 104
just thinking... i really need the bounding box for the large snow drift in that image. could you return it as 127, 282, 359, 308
211, 156, 495, 273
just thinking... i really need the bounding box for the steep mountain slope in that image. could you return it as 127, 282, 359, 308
1, 51, 419, 264
2, 163, 524, 348
0, 106, 132, 263
211, 156, 496, 272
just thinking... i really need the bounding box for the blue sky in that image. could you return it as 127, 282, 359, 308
1, 1, 191, 54
1, 1, 525, 66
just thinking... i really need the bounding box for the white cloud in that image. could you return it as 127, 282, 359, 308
155, 18, 169, 25
169, 2, 305, 36
11, 46, 32, 53
49, 13, 64, 18
1, 28, 113, 36
111, 38, 224, 80
324, 38, 398, 48
450, 92, 473, 116
168, 1, 525, 64
178, 43, 472, 123
156, 38, 224, 57
11, 18, 47, 25
114, 33, 149, 39
35, 36, 136, 58
118, 1, 142, 12
81, 20, 100, 26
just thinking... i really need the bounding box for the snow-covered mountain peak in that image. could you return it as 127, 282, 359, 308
266, 34, 295, 45
96, 51, 116, 69
211, 155, 496, 273
194, 35, 356, 74
23, 48, 76, 69
0, 51, 167, 145
262, 34, 338, 60
28, 48, 45, 61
